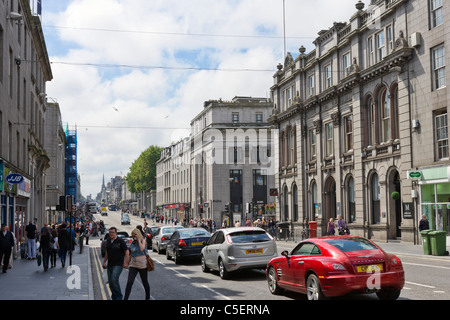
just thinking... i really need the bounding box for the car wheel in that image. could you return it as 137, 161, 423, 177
173, 252, 181, 265
218, 258, 230, 280
306, 274, 325, 300
166, 248, 172, 260
376, 288, 401, 300
156, 244, 162, 254
267, 266, 283, 295
201, 255, 210, 273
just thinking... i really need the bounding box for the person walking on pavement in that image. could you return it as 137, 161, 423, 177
124, 229, 150, 300
39, 227, 51, 271
337, 215, 347, 235
50, 229, 58, 268
419, 215, 430, 232
57, 223, 70, 268
0, 224, 15, 273
25, 221, 37, 259
328, 218, 336, 236
102, 227, 129, 300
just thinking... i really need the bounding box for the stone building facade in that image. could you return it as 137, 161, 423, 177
269, 0, 449, 243
0, 0, 52, 252
157, 97, 276, 226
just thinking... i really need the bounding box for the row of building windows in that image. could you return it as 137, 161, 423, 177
279, 81, 450, 166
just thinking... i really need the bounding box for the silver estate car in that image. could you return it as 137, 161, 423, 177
152, 226, 184, 254
201, 227, 277, 279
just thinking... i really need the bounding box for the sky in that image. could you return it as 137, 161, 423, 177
39, 0, 363, 199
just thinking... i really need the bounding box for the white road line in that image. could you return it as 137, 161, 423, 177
158, 256, 231, 301
405, 281, 436, 289
201, 285, 232, 300
403, 262, 450, 270
168, 267, 192, 280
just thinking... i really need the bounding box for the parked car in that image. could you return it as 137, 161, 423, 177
201, 227, 277, 279
166, 228, 211, 264
100, 231, 132, 257
145, 226, 161, 249
266, 236, 405, 300
121, 213, 130, 225
152, 226, 184, 254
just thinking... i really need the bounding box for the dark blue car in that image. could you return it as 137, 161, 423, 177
166, 228, 211, 264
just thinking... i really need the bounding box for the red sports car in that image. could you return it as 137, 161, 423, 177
267, 236, 404, 300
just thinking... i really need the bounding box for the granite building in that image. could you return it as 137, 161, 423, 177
269, 0, 449, 243
0, 0, 52, 251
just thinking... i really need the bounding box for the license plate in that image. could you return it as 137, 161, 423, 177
357, 264, 383, 273
246, 249, 264, 254
191, 242, 203, 246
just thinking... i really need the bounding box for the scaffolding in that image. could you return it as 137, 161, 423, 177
64, 125, 78, 204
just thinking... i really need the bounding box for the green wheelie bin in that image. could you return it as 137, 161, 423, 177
429, 231, 447, 256
420, 230, 433, 255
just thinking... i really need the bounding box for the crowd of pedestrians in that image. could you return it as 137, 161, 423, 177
1, 219, 106, 273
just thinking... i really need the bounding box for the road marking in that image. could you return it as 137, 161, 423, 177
201, 285, 232, 300
92, 248, 110, 300
403, 262, 450, 270
156, 254, 231, 301
405, 281, 435, 289
168, 267, 192, 280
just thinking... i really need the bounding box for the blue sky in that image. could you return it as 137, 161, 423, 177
40, 0, 361, 198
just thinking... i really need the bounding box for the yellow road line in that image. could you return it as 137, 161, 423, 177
92, 247, 110, 300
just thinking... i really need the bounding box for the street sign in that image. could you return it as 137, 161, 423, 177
270, 188, 278, 196
407, 170, 422, 180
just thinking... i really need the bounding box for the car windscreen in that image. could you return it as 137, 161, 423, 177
229, 230, 271, 243
324, 238, 378, 252
179, 229, 210, 238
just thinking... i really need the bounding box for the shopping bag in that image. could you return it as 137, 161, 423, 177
102, 269, 109, 284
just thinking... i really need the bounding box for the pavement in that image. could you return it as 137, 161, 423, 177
0, 235, 448, 300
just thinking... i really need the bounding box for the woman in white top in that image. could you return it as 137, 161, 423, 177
50, 229, 58, 268
124, 229, 150, 300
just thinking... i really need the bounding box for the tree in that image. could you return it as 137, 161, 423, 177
126, 145, 163, 193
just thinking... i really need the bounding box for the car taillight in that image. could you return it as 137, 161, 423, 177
178, 240, 187, 247
146, 234, 151, 238
161, 237, 167, 241
390, 256, 402, 269
325, 263, 347, 274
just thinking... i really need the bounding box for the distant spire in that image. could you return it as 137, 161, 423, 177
102, 174, 105, 189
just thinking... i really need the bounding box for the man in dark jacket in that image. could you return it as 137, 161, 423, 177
419, 215, 430, 232
0, 224, 15, 273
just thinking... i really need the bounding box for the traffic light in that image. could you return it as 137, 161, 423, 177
225, 203, 229, 213
199, 204, 204, 213
56, 196, 65, 211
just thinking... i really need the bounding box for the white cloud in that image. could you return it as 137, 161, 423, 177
44, 0, 360, 197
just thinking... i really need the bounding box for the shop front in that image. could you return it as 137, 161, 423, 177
417, 166, 450, 235
1, 164, 31, 255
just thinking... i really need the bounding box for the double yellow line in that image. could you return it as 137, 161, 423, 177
92, 247, 111, 300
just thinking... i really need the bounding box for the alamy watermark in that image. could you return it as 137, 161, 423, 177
66, 265, 81, 290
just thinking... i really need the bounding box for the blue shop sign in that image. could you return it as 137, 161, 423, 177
6, 173, 24, 184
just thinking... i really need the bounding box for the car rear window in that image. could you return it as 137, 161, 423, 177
324, 238, 378, 252
229, 230, 271, 243
162, 228, 180, 234
180, 229, 210, 238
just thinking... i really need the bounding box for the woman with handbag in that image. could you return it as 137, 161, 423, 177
123, 228, 150, 300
